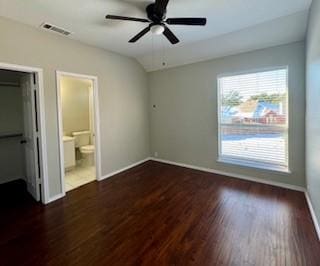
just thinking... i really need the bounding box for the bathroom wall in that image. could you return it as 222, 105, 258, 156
60, 77, 91, 136
0, 17, 150, 200
0, 70, 25, 184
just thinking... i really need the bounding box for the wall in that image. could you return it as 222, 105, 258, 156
149, 42, 305, 187
0, 72, 24, 184
306, 0, 320, 226
60, 77, 90, 136
0, 17, 150, 199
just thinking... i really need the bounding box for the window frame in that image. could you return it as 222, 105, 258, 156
217, 66, 290, 173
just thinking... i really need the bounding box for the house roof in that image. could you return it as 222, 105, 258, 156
239, 100, 259, 113
223, 100, 281, 119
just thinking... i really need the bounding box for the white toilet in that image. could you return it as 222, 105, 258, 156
72, 130, 95, 166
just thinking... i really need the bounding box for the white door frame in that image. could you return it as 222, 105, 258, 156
56, 71, 102, 196
0, 62, 49, 204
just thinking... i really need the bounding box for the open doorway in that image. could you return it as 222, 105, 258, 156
0, 64, 49, 204
56, 72, 101, 193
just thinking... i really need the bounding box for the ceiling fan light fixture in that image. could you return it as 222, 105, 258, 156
150, 24, 165, 35
105, 0, 207, 44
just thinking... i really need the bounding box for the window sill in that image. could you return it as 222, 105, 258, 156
217, 157, 291, 174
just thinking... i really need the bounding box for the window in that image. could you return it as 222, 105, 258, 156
218, 68, 289, 172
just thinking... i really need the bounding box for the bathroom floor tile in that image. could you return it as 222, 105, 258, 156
65, 183, 74, 192
65, 165, 96, 192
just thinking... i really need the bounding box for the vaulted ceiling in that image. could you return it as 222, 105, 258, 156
0, 0, 312, 71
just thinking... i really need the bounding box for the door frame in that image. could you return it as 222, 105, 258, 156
56, 71, 102, 196
0, 62, 50, 204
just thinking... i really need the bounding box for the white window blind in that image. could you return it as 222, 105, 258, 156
218, 68, 289, 171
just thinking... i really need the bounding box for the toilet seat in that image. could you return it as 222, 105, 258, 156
80, 145, 95, 154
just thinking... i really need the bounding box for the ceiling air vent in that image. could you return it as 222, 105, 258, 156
40, 23, 72, 36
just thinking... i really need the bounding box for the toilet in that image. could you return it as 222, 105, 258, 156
71, 130, 95, 166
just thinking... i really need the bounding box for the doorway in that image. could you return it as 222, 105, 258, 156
0, 63, 49, 204
56, 71, 101, 194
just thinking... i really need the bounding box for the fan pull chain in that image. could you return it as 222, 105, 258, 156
161, 35, 166, 68
152, 33, 155, 71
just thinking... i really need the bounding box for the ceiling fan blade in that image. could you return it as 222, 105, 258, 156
129, 26, 150, 43
166, 17, 207, 26
106, 15, 149, 23
154, 0, 170, 16
163, 26, 179, 44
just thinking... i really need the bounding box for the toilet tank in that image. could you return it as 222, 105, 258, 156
71, 130, 91, 148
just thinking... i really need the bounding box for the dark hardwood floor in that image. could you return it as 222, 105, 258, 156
0, 161, 319, 266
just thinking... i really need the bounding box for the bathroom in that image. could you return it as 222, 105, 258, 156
60, 75, 96, 192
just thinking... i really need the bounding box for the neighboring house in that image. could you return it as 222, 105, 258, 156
222, 100, 286, 125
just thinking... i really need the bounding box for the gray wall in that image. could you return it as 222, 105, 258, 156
0, 17, 150, 199
0, 79, 24, 184
149, 42, 305, 187
306, 0, 320, 224
0, 15, 308, 200
61, 77, 90, 136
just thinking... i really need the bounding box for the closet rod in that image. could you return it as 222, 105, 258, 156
0, 133, 23, 140
0, 82, 20, 87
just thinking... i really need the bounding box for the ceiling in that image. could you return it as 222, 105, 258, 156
0, 0, 312, 71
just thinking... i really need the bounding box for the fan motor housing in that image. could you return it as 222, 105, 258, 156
146, 4, 166, 23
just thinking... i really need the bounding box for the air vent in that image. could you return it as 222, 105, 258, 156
40, 23, 72, 36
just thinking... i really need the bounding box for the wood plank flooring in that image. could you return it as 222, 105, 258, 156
0, 161, 319, 266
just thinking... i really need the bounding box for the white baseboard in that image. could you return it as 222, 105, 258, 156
150, 157, 320, 240
0, 176, 25, 185
305, 192, 320, 241
150, 157, 305, 192
45, 156, 320, 241
47, 193, 65, 204
99, 157, 151, 181
46, 158, 151, 204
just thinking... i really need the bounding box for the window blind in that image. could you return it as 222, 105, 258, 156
218, 68, 288, 170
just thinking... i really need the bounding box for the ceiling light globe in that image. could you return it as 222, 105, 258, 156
151, 24, 165, 35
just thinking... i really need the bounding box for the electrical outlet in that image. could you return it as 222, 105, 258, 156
154, 152, 158, 157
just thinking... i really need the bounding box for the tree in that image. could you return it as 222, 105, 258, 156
222, 91, 243, 107
249, 93, 286, 104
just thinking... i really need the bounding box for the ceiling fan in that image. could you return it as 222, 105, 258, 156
105, 0, 207, 45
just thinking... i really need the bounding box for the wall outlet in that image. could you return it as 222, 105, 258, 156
154, 152, 158, 158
